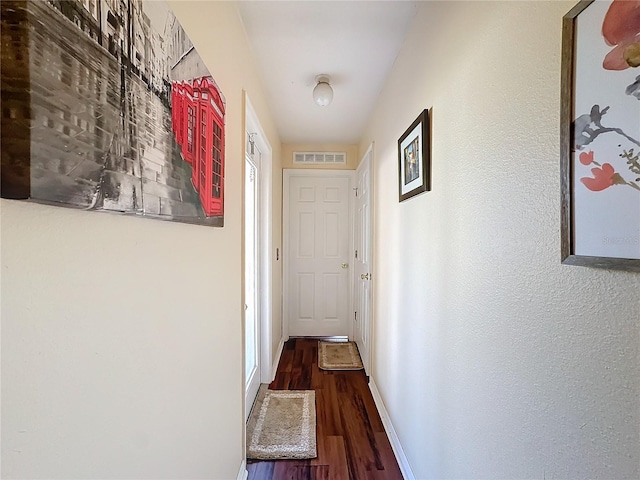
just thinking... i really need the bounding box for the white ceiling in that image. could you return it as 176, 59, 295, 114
237, 1, 418, 145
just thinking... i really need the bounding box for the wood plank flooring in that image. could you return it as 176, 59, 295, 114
247, 338, 403, 480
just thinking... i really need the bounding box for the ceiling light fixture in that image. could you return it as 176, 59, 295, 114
312, 74, 333, 107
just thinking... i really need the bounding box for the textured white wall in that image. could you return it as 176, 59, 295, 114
1, 203, 245, 479
1, 2, 281, 478
359, 2, 640, 479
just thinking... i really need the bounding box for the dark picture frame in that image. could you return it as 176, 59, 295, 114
398, 109, 430, 202
560, 0, 640, 272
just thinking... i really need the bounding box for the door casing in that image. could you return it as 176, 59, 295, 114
244, 151, 260, 419
353, 144, 374, 374
243, 94, 273, 419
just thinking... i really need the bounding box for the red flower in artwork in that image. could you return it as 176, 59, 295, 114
579, 151, 594, 165
580, 163, 617, 191
602, 0, 640, 70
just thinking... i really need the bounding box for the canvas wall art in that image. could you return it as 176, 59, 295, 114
1, 0, 225, 227
561, 0, 640, 271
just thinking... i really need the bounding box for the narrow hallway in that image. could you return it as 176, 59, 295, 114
247, 338, 403, 480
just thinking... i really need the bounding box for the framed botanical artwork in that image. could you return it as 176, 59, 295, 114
560, 0, 640, 272
1, 0, 226, 227
398, 109, 430, 202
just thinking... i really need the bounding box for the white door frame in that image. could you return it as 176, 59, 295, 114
354, 143, 374, 374
282, 169, 355, 340
244, 151, 260, 419
244, 94, 272, 410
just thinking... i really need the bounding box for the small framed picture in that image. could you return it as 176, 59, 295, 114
560, 0, 640, 272
398, 109, 430, 202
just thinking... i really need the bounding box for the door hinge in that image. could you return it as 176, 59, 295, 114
353, 187, 358, 197
354, 311, 358, 322
355, 249, 358, 259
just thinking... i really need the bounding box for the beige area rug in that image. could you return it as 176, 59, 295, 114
318, 341, 364, 370
246, 385, 317, 460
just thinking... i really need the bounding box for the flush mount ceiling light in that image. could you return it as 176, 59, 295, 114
312, 74, 333, 107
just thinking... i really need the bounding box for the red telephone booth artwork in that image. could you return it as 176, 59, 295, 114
170, 85, 175, 131
181, 82, 196, 165
193, 76, 225, 217
169, 76, 225, 218
1, 1, 226, 227
171, 82, 183, 140
172, 82, 185, 149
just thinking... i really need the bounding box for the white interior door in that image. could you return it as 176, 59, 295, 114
244, 95, 274, 389
244, 152, 260, 419
284, 170, 353, 337
354, 146, 373, 373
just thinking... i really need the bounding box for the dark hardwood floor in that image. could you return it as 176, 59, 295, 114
247, 338, 403, 480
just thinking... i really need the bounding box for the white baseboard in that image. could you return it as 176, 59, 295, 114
236, 459, 248, 480
369, 378, 415, 480
270, 336, 286, 382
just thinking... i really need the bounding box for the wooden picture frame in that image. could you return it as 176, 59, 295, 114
398, 109, 430, 202
560, 0, 640, 272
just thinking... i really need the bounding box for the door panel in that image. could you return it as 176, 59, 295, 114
324, 212, 340, 256
297, 273, 315, 319
286, 172, 352, 337
298, 212, 315, 256
323, 273, 340, 319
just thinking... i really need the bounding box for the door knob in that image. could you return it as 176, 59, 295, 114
341, 263, 349, 269
360, 273, 369, 280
